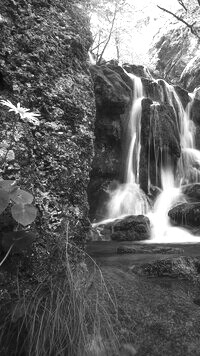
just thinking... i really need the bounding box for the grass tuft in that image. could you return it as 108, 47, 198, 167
0, 243, 121, 356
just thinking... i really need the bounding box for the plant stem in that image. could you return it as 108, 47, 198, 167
0, 244, 14, 266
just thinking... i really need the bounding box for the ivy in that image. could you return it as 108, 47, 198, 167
0, 100, 39, 264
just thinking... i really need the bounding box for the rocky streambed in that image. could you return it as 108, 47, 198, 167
87, 241, 200, 356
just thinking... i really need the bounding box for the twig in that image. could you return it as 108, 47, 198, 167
91, 38, 107, 52
178, 0, 187, 11
0, 244, 14, 266
97, 2, 118, 64
157, 5, 200, 39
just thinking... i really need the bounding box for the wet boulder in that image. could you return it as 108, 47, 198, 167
140, 98, 181, 192
174, 85, 190, 109
168, 202, 200, 227
107, 215, 151, 241
123, 64, 153, 80
90, 65, 132, 114
182, 183, 200, 202
149, 103, 181, 158
190, 96, 200, 151
141, 78, 161, 102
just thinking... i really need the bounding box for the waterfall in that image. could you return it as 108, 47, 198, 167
105, 73, 149, 221
156, 80, 195, 151
161, 81, 197, 184
152, 80, 198, 186
93, 70, 200, 243
148, 168, 200, 243
124, 72, 144, 184
149, 82, 200, 243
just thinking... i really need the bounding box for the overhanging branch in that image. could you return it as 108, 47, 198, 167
157, 5, 200, 39
178, 0, 187, 11
97, 2, 118, 63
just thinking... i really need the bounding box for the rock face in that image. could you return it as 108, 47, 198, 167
149, 26, 198, 85
105, 215, 151, 241
180, 54, 200, 91
148, 7, 200, 88
0, 1, 95, 251
190, 95, 200, 151
123, 64, 153, 80
140, 98, 181, 192
90, 65, 131, 114
182, 183, 200, 201
168, 203, 200, 227
88, 64, 132, 219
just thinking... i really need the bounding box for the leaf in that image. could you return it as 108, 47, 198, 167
10, 188, 33, 205
11, 204, 37, 226
1, 231, 35, 252
0, 180, 18, 193
0, 189, 10, 214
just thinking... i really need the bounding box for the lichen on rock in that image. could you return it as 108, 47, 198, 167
0, 0, 96, 257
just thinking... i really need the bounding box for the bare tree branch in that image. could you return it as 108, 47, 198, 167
91, 38, 107, 52
157, 5, 200, 39
97, 2, 118, 64
197, 0, 200, 6
96, 31, 102, 62
115, 34, 120, 61
178, 0, 187, 11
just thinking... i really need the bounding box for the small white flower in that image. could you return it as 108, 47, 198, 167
0, 100, 40, 126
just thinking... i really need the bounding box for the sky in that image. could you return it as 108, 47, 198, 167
129, 0, 180, 64
90, 0, 181, 65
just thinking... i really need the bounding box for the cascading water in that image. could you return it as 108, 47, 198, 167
105, 73, 149, 221
161, 81, 197, 183
149, 82, 200, 243
148, 168, 200, 243
93, 70, 200, 243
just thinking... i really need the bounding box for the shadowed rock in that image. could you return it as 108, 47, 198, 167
90, 64, 132, 114
168, 202, 200, 226
182, 183, 200, 202
106, 215, 151, 241
180, 54, 200, 91
130, 256, 200, 280
117, 246, 184, 255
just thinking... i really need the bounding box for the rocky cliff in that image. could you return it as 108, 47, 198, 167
0, 0, 95, 268
148, 4, 200, 91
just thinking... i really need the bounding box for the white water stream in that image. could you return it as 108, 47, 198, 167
93, 74, 200, 243
149, 81, 200, 243
105, 73, 149, 221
